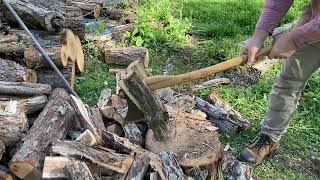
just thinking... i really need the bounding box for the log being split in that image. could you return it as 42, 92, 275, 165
2, 0, 65, 32
0, 58, 37, 83
0, 81, 51, 95
10, 89, 75, 179
52, 140, 134, 174
104, 47, 149, 67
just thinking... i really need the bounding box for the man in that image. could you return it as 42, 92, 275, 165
239, 0, 320, 165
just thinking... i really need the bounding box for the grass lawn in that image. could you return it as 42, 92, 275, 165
76, 0, 319, 179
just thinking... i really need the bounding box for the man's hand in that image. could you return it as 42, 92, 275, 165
242, 29, 269, 65
269, 32, 297, 59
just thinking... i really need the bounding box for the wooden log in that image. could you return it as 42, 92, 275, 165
75, 129, 97, 146
97, 89, 112, 108
52, 140, 134, 174
0, 95, 47, 115
123, 123, 143, 146
0, 58, 37, 83
2, 0, 65, 32
106, 124, 124, 137
0, 110, 28, 146
104, 47, 149, 67
159, 151, 188, 179
0, 140, 5, 160
24, 46, 67, 69
220, 152, 252, 180
0, 42, 26, 54
64, 159, 94, 180
63, 6, 86, 39
65, 0, 104, 12
102, 131, 166, 179
90, 107, 106, 137
119, 70, 168, 140
9, 89, 75, 179
197, 92, 251, 133
0, 81, 51, 95
124, 153, 150, 180
36, 62, 76, 89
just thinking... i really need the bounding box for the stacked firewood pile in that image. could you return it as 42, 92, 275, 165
0, 0, 257, 180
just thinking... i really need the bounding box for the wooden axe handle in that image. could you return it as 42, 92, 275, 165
145, 47, 271, 91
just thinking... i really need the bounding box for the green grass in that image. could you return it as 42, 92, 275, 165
76, 0, 319, 178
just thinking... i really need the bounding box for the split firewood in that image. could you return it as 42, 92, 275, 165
24, 46, 67, 69
0, 140, 5, 160
149, 172, 160, 180
0, 58, 37, 83
106, 124, 124, 137
63, 6, 86, 39
52, 140, 134, 174
97, 89, 112, 108
0, 166, 13, 180
64, 159, 94, 180
104, 47, 149, 67
0, 95, 47, 115
36, 62, 76, 89
102, 131, 166, 179
123, 123, 143, 146
69, 94, 101, 141
0, 81, 51, 95
159, 151, 188, 179
90, 107, 106, 136
220, 152, 253, 180
9, 89, 75, 179
0, 105, 28, 146
124, 153, 150, 180
191, 78, 230, 92
75, 129, 97, 146
200, 92, 251, 133
2, 0, 65, 32
116, 70, 127, 95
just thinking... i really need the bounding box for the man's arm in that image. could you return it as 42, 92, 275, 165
256, 0, 294, 34
291, 17, 320, 48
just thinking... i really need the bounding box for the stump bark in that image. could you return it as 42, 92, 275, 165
9, 89, 74, 179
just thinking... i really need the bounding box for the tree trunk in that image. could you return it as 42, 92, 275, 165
2, 0, 65, 32
0, 58, 37, 83
24, 46, 66, 69
124, 153, 150, 180
9, 89, 74, 179
52, 140, 134, 174
64, 159, 94, 180
0, 95, 47, 115
104, 47, 149, 67
0, 111, 28, 146
36, 62, 76, 89
0, 81, 51, 95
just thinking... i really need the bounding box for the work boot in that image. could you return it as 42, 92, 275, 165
239, 133, 279, 165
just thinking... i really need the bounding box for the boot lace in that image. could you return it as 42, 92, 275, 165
253, 134, 272, 152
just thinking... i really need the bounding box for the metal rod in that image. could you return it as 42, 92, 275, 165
2, 0, 79, 97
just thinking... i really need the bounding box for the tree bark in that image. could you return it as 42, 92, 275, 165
90, 107, 106, 137
0, 42, 26, 54
63, 6, 86, 39
36, 62, 76, 89
123, 123, 143, 146
124, 153, 150, 180
64, 159, 94, 180
0, 140, 5, 160
9, 89, 74, 179
65, 0, 105, 12
2, 0, 65, 32
0, 58, 37, 83
52, 140, 134, 174
0, 81, 51, 95
104, 47, 149, 67
0, 95, 47, 115
220, 152, 252, 180
0, 111, 28, 146
24, 46, 66, 69
159, 151, 188, 179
